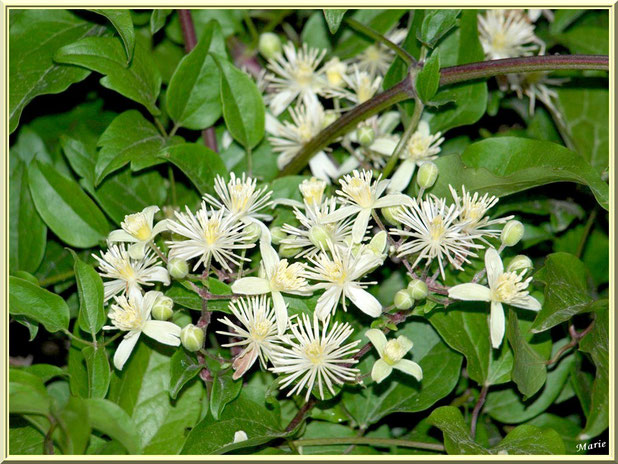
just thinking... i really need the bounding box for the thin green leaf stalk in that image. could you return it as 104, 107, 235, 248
292, 437, 445, 452
381, 97, 424, 178
345, 17, 414, 65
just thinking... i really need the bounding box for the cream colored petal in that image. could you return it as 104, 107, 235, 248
322, 205, 360, 224
386, 160, 416, 193
490, 300, 506, 349
396, 335, 413, 354
113, 331, 141, 370
142, 290, 162, 317
272, 291, 288, 336
374, 193, 414, 209
370, 137, 398, 156
143, 320, 181, 346
142, 205, 160, 227
269, 90, 296, 116
143, 266, 170, 286
352, 208, 371, 243
315, 285, 342, 321
128, 241, 147, 260
485, 248, 504, 289
309, 151, 338, 183
448, 283, 492, 302
393, 359, 423, 381
260, 237, 279, 275
231, 277, 271, 295
346, 284, 382, 317
511, 295, 542, 312
371, 358, 393, 383
151, 219, 169, 237
108, 229, 138, 243
233, 431, 248, 443
365, 329, 387, 357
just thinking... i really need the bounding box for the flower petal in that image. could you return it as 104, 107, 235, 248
113, 331, 141, 370
315, 285, 341, 321
352, 208, 371, 243
374, 193, 414, 209
370, 137, 398, 156
143, 320, 181, 346
232, 277, 271, 295
365, 329, 387, 357
128, 241, 148, 260
511, 295, 542, 312
387, 160, 416, 193
108, 229, 137, 243
151, 219, 169, 237
143, 265, 170, 286
448, 283, 491, 302
371, 359, 393, 383
322, 205, 360, 224
272, 291, 288, 335
395, 335, 413, 354
309, 151, 338, 182
260, 238, 279, 275
485, 248, 504, 289
346, 285, 382, 317
393, 359, 423, 381
142, 205, 160, 227
490, 300, 506, 349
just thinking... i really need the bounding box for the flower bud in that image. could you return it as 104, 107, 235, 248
270, 226, 287, 245
244, 222, 261, 243
308, 225, 331, 249
381, 206, 403, 226
416, 161, 439, 189
501, 220, 524, 247
324, 57, 347, 88
394, 289, 414, 309
507, 254, 533, 273
152, 295, 174, 321
322, 111, 338, 128
167, 258, 189, 280
180, 324, 204, 352
407, 279, 428, 300
357, 126, 375, 147
368, 230, 388, 255
258, 32, 282, 59
279, 244, 302, 258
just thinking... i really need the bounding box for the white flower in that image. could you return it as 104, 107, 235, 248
299, 177, 328, 208
449, 185, 512, 243
265, 42, 328, 116
388, 121, 444, 193
167, 204, 254, 272
353, 28, 407, 77
527, 9, 554, 23
324, 169, 412, 243
266, 99, 339, 182
321, 57, 347, 88
365, 329, 423, 383
93, 244, 170, 302
233, 431, 248, 443
448, 247, 542, 348
478, 9, 544, 60
108, 206, 168, 260
392, 196, 483, 279
281, 198, 353, 258
305, 243, 383, 320
105, 289, 181, 370
506, 71, 566, 115
329, 65, 382, 104
217, 296, 279, 379
232, 238, 310, 335
270, 314, 360, 401
203, 173, 273, 223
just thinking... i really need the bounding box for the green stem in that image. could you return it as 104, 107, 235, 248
293, 437, 445, 452
154, 117, 168, 138
168, 164, 177, 208
246, 145, 253, 177
62, 329, 94, 347
102, 331, 123, 347
278, 54, 608, 177
243, 10, 259, 49
39, 270, 75, 288
382, 98, 424, 178
345, 17, 414, 65
576, 208, 598, 259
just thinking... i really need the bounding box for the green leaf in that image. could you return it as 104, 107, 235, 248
167, 21, 223, 130
557, 25, 608, 54
215, 56, 265, 150
158, 143, 228, 195
210, 370, 243, 420
52, 396, 91, 454
427, 10, 487, 132
9, 369, 50, 417
70, 251, 105, 336
578, 304, 609, 439
90, 9, 135, 61
108, 341, 204, 454
54, 36, 161, 115
323, 9, 347, 34
342, 319, 462, 427
555, 85, 608, 174
9, 159, 46, 273
549, 10, 585, 34
301, 11, 333, 53
85, 398, 142, 454
24, 364, 67, 384
9, 418, 48, 454
82, 346, 111, 399
28, 160, 109, 248
419, 10, 461, 47
9, 276, 70, 333
169, 349, 202, 400
384, 11, 424, 91
415, 52, 440, 103
95, 110, 167, 184
428, 406, 489, 454
431, 137, 609, 211
182, 387, 286, 454
9, 10, 106, 133
506, 309, 547, 398
485, 349, 575, 424
527, 413, 582, 454
150, 9, 172, 35
531, 252, 598, 333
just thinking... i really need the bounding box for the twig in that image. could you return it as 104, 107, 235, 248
470, 384, 489, 439
285, 397, 318, 433
345, 17, 415, 65
576, 208, 598, 259
382, 98, 424, 178
546, 320, 595, 366
293, 437, 445, 452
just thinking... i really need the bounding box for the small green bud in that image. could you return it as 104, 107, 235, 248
167, 258, 189, 280
322, 111, 338, 128
180, 324, 204, 352
279, 244, 302, 258
258, 32, 282, 59
369, 230, 388, 255
382, 206, 403, 226
501, 220, 525, 247
308, 225, 331, 249
244, 222, 261, 243
507, 254, 533, 273
394, 289, 414, 309
357, 126, 375, 147
152, 295, 174, 321
416, 161, 439, 189
407, 279, 428, 300
270, 226, 287, 245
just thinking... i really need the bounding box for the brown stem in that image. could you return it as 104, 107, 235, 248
470, 384, 489, 439
546, 320, 595, 366
285, 397, 318, 433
